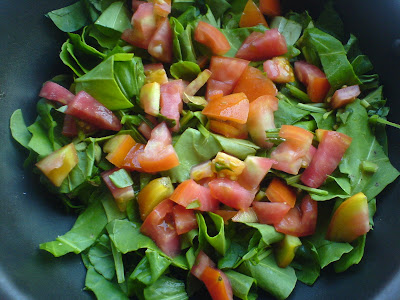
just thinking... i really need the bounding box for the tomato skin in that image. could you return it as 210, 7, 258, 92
294, 61, 330, 103
206, 56, 250, 100
148, 17, 173, 63
236, 29, 287, 61
208, 178, 256, 210
252, 201, 291, 225
263, 57, 295, 84
140, 199, 181, 257
105, 135, 137, 168
122, 3, 157, 49
101, 168, 134, 212
330, 85, 361, 109
194, 21, 231, 56
121, 143, 145, 171
326, 192, 370, 242
239, 0, 268, 28
152, 0, 171, 17
200, 267, 233, 300
209, 120, 248, 139
301, 130, 352, 188
39, 81, 74, 105
259, 0, 281, 16
202, 93, 249, 125
137, 122, 180, 172
247, 95, 278, 148
233, 66, 277, 102
169, 179, 220, 212
66, 91, 122, 131
173, 205, 198, 235
160, 80, 184, 132
275, 195, 318, 237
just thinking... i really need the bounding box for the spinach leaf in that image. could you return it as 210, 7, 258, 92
224, 270, 256, 300
163, 128, 222, 183
94, 1, 131, 37
88, 234, 115, 280
75, 54, 144, 110
310, 111, 335, 130
210, 131, 260, 160
337, 100, 399, 199
270, 17, 302, 46
274, 95, 311, 127
109, 169, 133, 188
244, 223, 284, 245
205, 0, 231, 20
40, 200, 108, 257
239, 254, 297, 300
27, 118, 56, 158
170, 18, 197, 62
333, 235, 366, 273
291, 240, 320, 285
143, 276, 189, 300
315, 1, 345, 42
300, 28, 361, 91
47, 1, 91, 32
170, 61, 201, 81
10, 109, 32, 149
85, 266, 129, 300
106, 219, 157, 253
309, 174, 351, 201
101, 190, 128, 222
197, 212, 227, 255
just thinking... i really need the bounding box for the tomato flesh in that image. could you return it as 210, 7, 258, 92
238, 156, 275, 190
330, 85, 361, 109
140, 199, 181, 257
239, 0, 268, 28
160, 80, 184, 132
203, 93, 249, 124
39, 81, 74, 105
263, 57, 295, 84
265, 178, 297, 208
173, 205, 198, 235
252, 201, 291, 225
201, 267, 233, 300
148, 17, 173, 63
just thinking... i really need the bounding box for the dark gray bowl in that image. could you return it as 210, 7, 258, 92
1, 0, 399, 299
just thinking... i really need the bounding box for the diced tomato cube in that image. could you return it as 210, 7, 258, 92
148, 17, 173, 63
259, 0, 281, 16
173, 205, 198, 235
252, 201, 291, 225
160, 80, 184, 132
237, 156, 275, 190
194, 21, 231, 56
263, 57, 295, 84
330, 85, 361, 109
239, 0, 268, 28
39, 81, 74, 105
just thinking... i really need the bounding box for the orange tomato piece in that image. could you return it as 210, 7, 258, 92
209, 120, 248, 139
279, 125, 314, 146
266, 177, 297, 208
106, 135, 137, 168
259, 0, 281, 17
122, 143, 145, 171
202, 93, 249, 124
200, 267, 233, 300
233, 66, 277, 102
194, 21, 231, 56
239, 0, 268, 28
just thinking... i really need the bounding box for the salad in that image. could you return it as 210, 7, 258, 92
9, 0, 400, 299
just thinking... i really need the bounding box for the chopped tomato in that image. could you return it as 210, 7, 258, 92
173, 205, 198, 235
214, 210, 238, 224
104, 135, 137, 168
266, 178, 297, 208
160, 80, 184, 132
233, 66, 277, 101
65, 91, 122, 131
201, 267, 233, 300
137, 121, 153, 140
209, 120, 248, 139
39, 81, 74, 105
259, 0, 281, 16
121, 3, 157, 49
194, 21, 231, 56
191, 251, 216, 279
121, 143, 145, 171
62, 115, 98, 137
252, 201, 291, 225
35, 143, 78, 187
137, 122, 180, 172
301, 130, 352, 188
247, 95, 278, 148
326, 192, 370, 242
144, 63, 169, 84
238, 156, 275, 190
208, 178, 256, 210
148, 17, 173, 63
185, 69, 212, 96
263, 57, 295, 84
132, 0, 146, 11
203, 93, 249, 124
137, 177, 174, 220
294, 61, 330, 103
101, 168, 134, 212
151, 0, 171, 17
239, 0, 268, 28
211, 152, 246, 180
236, 29, 287, 61
330, 85, 361, 109
275, 195, 318, 237
169, 179, 220, 212
206, 56, 250, 100
190, 160, 215, 182
271, 125, 314, 175
231, 208, 258, 223
141, 199, 180, 257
